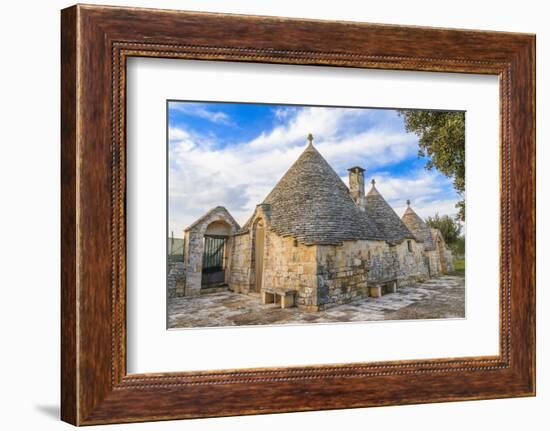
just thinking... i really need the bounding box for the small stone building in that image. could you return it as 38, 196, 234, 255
364, 178, 430, 289
401, 202, 454, 276
172, 135, 454, 311
177, 206, 240, 297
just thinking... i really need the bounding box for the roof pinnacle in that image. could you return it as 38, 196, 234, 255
307, 133, 314, 147
371, 178, 376, 186
406, 199, 411, 207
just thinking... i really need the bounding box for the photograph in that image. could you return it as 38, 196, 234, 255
45, 1, 536, 426
167, 101, 466, 328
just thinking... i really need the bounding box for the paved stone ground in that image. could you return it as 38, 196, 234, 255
168, 274, 465, 329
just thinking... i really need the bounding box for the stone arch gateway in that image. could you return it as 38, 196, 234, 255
181, 207, 240, 296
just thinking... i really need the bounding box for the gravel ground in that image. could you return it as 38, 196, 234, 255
168, 274, 465, 329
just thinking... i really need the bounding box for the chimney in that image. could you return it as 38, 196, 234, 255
348, 166, 366, 211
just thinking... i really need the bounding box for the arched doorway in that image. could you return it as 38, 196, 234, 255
253, 220, 265, 292
201, 220, 232, 289
181, 206, 240, 296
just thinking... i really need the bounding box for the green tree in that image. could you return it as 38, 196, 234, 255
425, 213, 462, 245
398, 110, 465, 221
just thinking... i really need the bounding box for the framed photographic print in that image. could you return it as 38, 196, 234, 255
164, 101, 465, 329
61, 4, 535, 425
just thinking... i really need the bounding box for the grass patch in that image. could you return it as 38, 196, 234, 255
453, 258, 465, 273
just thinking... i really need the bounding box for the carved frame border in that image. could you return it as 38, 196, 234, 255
61, 5, 535, 425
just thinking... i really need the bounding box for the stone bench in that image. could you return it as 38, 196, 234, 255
261, 288, 297, 309
369, 281, 397, 298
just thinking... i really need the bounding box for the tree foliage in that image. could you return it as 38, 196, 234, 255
398, 110, 465, 221
425, 213, 462, 245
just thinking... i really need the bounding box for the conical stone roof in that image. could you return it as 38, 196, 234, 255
365, 182, 415, 244
401, 203, 436, 250
262, 143, 383, 245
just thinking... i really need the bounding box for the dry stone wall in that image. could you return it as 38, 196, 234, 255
168, 261, 185, 298
365, 240, 396, 284
316, 240, 370, 309
392, 240, 429, 287
173, 207, 453, 311
366, 239, 428, 289
262, 233, 318, 309
426, 249, 442, 276
228, 232, 253, 294
444, 249, 455, 272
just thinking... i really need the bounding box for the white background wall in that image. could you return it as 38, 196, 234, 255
0, 0, 546, 430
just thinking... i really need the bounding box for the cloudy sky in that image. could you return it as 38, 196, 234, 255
168, 101, 461, 238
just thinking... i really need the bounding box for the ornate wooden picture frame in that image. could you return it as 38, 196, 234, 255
61, 4, 535, 425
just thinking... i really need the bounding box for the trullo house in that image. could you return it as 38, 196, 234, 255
172, 134, 454, 311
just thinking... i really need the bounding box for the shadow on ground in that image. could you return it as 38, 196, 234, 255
35, 405, 59, 420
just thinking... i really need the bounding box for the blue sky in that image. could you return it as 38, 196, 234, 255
168, 101, 461, 237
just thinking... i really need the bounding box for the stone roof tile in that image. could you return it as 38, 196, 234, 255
365, 184, 415, 244
185, 206, 240, 232
401, 204, 436, 250
262, 143, 383, 245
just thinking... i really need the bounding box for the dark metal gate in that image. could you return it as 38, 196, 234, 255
201, 235, 226, 287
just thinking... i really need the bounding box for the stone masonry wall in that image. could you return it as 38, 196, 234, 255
168, 261, 186, 298
316, 241, 370, 309
228, 231, 253, 294
366, 239, 428, 289
366, 240, 394, 284
262, 232, 318, 310
182, 229, 204, 296
426, 249, 442, 276
229, 233, 428, 311
444, 249, 455, 272
392, 240, 429, 287
181, 206, 239, 296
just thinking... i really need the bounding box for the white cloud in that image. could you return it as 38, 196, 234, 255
318, 130, 417, 173
168, 107, 457, 236
273, 107, 296, 120
170, 102, 234, 125
340, 169, 460, 220
246, 106, 368, 152
395, 199, 460, 220
168, 127, 196, 152
367, 170, 452, 204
